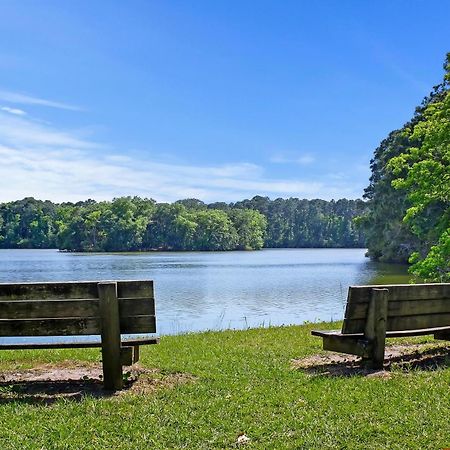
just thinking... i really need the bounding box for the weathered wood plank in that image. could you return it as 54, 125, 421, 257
387, 326, 450, 337
322, 334, 371, 358
0, 297, 154, 320
0, 315, 155, 336
0, 337, 159, 350
99, 282, 123, 390
344, 312, 450, 333
363, 290, 375, 341
347, 284, 450, 304
119, 297, 155, 316
117, 281, 154, 299
311, 329, 341, 337
0, 280, 154, 301
0, 282, 99, 300
364, 288, 388, 369
0, 299, 100, 319
0, 317, 102, 336
314, 325, 450, 339
345, 298, 450, 320
121, 315, 156, 334
387, 313, 450, 331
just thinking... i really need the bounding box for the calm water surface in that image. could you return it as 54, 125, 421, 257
0, 249, 410, 335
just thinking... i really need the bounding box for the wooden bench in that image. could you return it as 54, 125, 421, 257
312, 283, 450, 369
0, 280, 158, 390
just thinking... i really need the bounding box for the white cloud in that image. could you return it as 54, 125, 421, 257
0, 106, 27, 116
270, 153, 315, 165
0, 90, 81, 111
0, 114, 101, 150
0, 110, 362, 203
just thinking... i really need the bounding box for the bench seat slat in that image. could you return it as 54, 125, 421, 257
0, 280, 154, 301
313, 325, 450, 339
0, 337, 159, 350
312, 329, 353, 338
0, 315, 156, 336
0, 297, 155, 320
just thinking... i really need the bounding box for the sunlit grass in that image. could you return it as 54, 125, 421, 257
0, 323, 448, 449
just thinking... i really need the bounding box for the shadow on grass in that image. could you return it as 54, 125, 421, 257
0, 364, 195, 405
293, 344, 450, 378
0, 378, 135, 405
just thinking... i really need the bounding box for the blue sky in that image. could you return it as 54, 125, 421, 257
0, 1, 449, 203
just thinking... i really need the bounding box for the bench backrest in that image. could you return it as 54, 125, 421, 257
0, 280, 156, 337
342, 283, 450, 334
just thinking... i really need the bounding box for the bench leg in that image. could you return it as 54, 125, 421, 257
133, 345, 140, 364
434, 332, 450, 341
371, 338, 386, 370
99, 282, 123, 390
120, 347, 133, 366
119, 346, 140, 365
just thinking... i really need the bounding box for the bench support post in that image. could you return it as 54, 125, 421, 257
98, 282, 123, 390
434, 331, 450, 341
120, 347, 133, 366
133, 345, 140, 363
364, 288, 388, 369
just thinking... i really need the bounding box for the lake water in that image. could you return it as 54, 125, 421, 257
0, 248, 410, 335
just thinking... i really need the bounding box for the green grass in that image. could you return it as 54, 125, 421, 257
0, 323, 449, 449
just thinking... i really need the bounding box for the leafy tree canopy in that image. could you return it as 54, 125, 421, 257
0, 196, 366, 252
363, 53, 450, 281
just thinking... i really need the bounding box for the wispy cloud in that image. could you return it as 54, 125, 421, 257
0, 90, 81, 111
0, 106, 27, 116
270, 152, 315, 165
0, 114, 101, 150
0, 110, 362, 203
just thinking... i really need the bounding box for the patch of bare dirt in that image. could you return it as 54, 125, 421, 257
0, 362, 196, 405
292, 343, 450, 378
126, 368, 196, 395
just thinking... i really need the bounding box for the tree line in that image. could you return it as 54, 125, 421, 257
361, 53, 449, 281
0, 196, 366, 252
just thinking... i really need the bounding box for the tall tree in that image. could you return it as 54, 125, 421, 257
388, 55, 450, 281
228, 209, 267, 250
363, 53, 450, 280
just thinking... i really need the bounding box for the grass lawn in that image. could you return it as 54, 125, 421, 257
0, 323, 449, 449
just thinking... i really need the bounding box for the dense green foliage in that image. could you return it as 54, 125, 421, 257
362, 53, 450, 281
51, 197, 265, 252
232, 196, 366, 248
0, 196, 366, 251
0, 325, 449, 448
